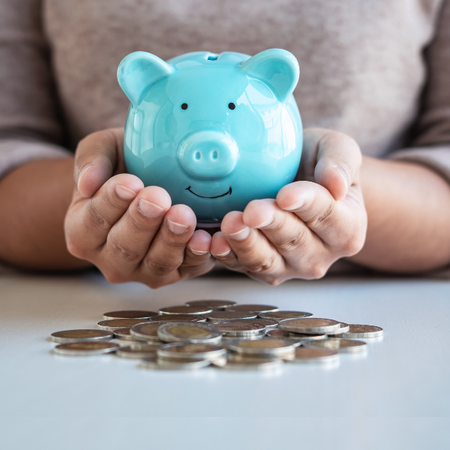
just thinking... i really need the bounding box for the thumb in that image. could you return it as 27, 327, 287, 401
313, 131, 362, 201
74, 128, 124, 198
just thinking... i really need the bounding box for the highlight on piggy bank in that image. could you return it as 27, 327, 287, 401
117, 49, 303, 224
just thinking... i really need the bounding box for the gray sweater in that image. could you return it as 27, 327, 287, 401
1, 0, 449, 275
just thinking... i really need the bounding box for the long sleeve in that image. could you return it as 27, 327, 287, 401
0, 0, 70, 180
389, 0, 450, 182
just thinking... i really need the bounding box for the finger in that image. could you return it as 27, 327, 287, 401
65, 173, 143, 257
312, 130, 362, 201
102, 186, 171, 275
220, 211, 286, 276
277, 181, 362, 253
74, 128, 124, 198
242, 198, 320, 258
210, 231, 243, 272
141, 204, 197, 285
180, 230, 216, 278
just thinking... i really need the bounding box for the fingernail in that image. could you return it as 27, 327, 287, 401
167, 219, 190, 234
77, 164, 93, 191
138, 198, 164, 218
115, 184, 136, 201
227, 227, 250, 241
255, 215, 274, 228
189, 248, 209, 256
213, 250, 231, 257
283, 199, 306, 212
334, 165, 349, 191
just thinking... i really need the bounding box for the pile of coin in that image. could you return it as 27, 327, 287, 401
49, 300, 383, 371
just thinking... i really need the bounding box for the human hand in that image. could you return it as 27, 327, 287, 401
210, 128, 367, 285
65, 128, 215, 288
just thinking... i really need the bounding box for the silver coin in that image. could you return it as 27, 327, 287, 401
219, 355, 283, 371
148, 314, 205, 323
113, 327, 146, 341
157, 343, 226, 362
97, 319, 148, 331
130, 322, 167, 342
258, 310, 313, 321
185, 300, 236, 310
227, 304, 278, 313
243, 318, 279, 329
340, 324, 384, 338
228, 338, 297, 357
220, 335, 264, 350
157, 322, 222, 344
265, 329, 326, 342
159, 305, 212, 315
306, 338, 367, 353
327, 322, 350, 335
213, 320, 266, 337
141, 356, 211, 370
51, 329, 113, 344
102, 310, 158, 320
206, 311, 258, 321
287, 347, 339, 364
116, 343, 161, 359
54, 341, 119, 356
279, 318, 341, 335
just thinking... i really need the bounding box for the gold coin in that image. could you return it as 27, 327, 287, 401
113, 327, 147, 341
266, 329, 326, 341
103, 310, 158, 320
51, 329, 113, 343
148, 314, 205, 323
287, 347, 339, 363
279, 318, 340, 334
164, 324, 211, 339
258, 310, 313, 321
97, 319, 148, 331
207, 311, 258, 321
243, 318, 278, 329
159, 305, 212, 315
227, 304, 278, 313
213, 320, 266, 336
158, 322, 222, 344
229, 338, 296, 357
306, 338, 367, 353
130, 322, 166, 342
328, 322, 350, 335
340, 324, 384, 338
54, 341, 119, 356
185, 300, 236, 309
116, 343, 161, 359
158, 343, 226, 361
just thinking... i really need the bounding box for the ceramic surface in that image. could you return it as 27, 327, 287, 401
118, 49, 303, 223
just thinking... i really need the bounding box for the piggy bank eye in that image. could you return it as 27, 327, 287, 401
181, 103, 188, 110
228, 102, 236, 110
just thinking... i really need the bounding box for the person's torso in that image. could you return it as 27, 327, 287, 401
43, 0, 443, 155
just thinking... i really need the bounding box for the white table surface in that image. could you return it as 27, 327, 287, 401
1, 270, 450, 449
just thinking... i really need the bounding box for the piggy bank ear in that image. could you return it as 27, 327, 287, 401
117, 51, 173, 107
240, 49, 299, 103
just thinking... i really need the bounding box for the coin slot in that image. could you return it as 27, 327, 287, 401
207, 55, 218, 60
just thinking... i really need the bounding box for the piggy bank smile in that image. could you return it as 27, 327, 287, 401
118, 49, 303, 224
186, 186, 232, 199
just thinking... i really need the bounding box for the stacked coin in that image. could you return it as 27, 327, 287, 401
49, 302, 383, 371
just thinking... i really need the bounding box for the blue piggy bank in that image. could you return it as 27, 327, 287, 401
117, 49, 303, 225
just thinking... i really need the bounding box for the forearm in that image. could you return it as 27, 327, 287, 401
348, 155, 450, 273
0, 158, 91, 270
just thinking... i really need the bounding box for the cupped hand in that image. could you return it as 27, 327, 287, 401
65, 128, 215, 288
210, 128, 368, 285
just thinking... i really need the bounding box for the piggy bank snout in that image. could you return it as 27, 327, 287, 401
178, 130, 239, 180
